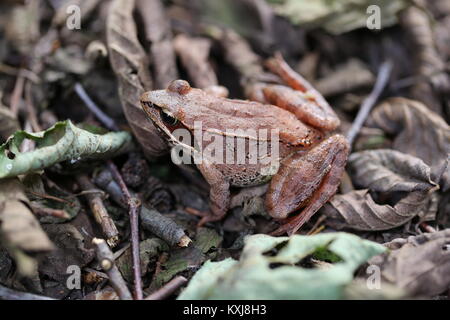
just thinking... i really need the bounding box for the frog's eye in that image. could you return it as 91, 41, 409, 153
160, 110, 178, 126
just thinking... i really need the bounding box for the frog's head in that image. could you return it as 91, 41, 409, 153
140, 79, 194, 146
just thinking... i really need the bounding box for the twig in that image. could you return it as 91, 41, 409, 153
92, 238, 133, 300
29, 203, 71, 219
0, 284, 55, 300
10, 73, 25, 116
24, 80, 41, 132
74, 82, 119, 131
107, 161, 143, 300
94, 168, 191, 247
19, 121, 35, 152
140, 208, 191, 247
76, 174, 120, 247
0, 63, 40, 83
346, 60, 393, 148
145, 276, 187, 300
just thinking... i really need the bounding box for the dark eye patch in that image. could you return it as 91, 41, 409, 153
160, 109, 178, 126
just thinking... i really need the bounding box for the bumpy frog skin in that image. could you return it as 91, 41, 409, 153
140, 54, 349, 235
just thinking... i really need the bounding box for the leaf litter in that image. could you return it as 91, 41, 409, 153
0, 0, 449, 300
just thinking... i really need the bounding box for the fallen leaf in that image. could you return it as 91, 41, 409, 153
116, 238, 168, 282
0, 120, 132, 179
23, 174, 81, 223
151, 228, 222, 289
39, 212, 95, 298
106, 0, 168, 158
323, 150, 439, 231
266, 0, 409, 34
369, 229, 450, 297
178, 233, 385, 299
0, 178, 53, 276
349, 149, 438, 193
367, 98, 450, 190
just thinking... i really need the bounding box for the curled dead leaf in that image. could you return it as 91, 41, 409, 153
323, 150, 439, 231
369, 229, 450, 297
349, 149, 438, 193
367, 98, 450, 190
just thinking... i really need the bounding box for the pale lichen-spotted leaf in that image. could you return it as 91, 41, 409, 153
0, 120, 132, 179
178, 233, 385, 300
0, 178, 53, 276
266, 0, 408, 34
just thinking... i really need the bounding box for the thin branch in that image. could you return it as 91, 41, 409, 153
0, 284, 55, 300
25, 80, 42, 132
92, 237, 133, 300
77, 174, 120, 247
145, 276, 187, 300
346, 60, 393, 148
10, 73, 25, 116
74, 82, 119, 131
107, 161, 143, 300
94, 168, 191, 247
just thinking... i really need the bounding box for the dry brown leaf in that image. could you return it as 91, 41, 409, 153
174, 34, 218, 89
136, 0, 179, 89
399, 5, 450, 115
323, 150, 439, 231
324, 190, 432, 231
107, 0, 168, 158
349, 149, 438, 193
39, 212, 95, 298
369, 229, 450, 297
0, 178, 53, 276
367, 98, 450, 190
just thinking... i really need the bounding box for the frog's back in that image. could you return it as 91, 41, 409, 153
183, 93, 323, 147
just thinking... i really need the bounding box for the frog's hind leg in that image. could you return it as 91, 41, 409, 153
265, 135, 349, 236
263, 53, 339, 131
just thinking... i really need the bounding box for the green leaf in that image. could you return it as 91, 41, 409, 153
0, 120, 132, 178
178, 233, 386, 300
266, 0, 409, 34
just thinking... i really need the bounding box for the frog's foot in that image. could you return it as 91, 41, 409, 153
264, 53, 339, 131
265, 134, 349, 236
184, 207, 224, 227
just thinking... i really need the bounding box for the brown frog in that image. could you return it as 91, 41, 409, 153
140, 55, 349, 235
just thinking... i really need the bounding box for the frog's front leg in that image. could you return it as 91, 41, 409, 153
196, 160, 231, 226
265, 134, 349, 235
